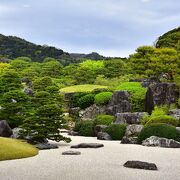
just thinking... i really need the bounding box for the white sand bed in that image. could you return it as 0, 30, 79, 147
0, 134, 180, 180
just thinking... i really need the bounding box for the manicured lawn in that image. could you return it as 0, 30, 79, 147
0, 137, 38, 161
60, 84, 108, 93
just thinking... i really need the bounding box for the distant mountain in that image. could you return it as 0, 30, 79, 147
70, 52, 105, 60
155, 27, 180, 49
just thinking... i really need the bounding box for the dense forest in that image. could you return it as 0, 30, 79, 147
0, 27, 180, 143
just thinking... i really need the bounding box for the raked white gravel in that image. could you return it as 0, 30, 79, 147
0, 133, 180, 180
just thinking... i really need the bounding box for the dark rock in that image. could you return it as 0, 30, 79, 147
115, 112, 146, 124
123, 161, 158, 170
24, 88, 34, 96
94, 125, 108, 136
107, 91, 131, 115
142, 136, 180, 148
64, 92, 75, 101
0, 120, 12, 137
97, 132, 112, 140
79, 104, 107, 121
62, 150, 81, 155
125, 124, 144, 137
121, 136, 138, 144
169, 109, 180, 120
68, 131, 79, 136
35, 143, 58, 150
71, 143, 104, 148
145, 83, 179, 114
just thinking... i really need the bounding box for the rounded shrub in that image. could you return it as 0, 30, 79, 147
77, 94, 95, 109
74, 120, 94, 137
146, 115, 179, 126
137, 123, 180, 144
94, 92, 113, 105
105, 124, 127, 140
94, 114, 115, 126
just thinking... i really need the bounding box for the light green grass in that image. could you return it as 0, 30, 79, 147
60, 84, 108, 93
0, 137, 38, 161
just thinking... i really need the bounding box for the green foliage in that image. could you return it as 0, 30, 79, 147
60, 84, 108, 93
77, 94, 95, 109
70, 92, 89, 107
141, 106, 178, 126
74, 120, 94, 137
0, 90, 29, 128
0, 137, 38, 161
137, 123, 180, 144
94, 92, 113, 105
94, 114, 114, 126
116, 82, 147, 112
105, 124, 127, 140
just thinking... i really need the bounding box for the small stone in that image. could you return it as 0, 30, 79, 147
123, 161, 158, 170
71, 143, 104, 148
62, 151, 81, 155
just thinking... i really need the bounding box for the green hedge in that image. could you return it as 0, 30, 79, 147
105, 124, 127, 140
94, 114, 114, 126
137, 123, 180, 144
94, 92, 113, 105
74, 120, 94, 137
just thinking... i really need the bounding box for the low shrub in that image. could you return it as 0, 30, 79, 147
146, 115, 179, 126
77, 94, 95, 109
94, 92, 113, 105
74, 120, 94, 137
116, 82, 147, 112
71, 92, 89, 107
94, 114, 114, 126
105, 124, 127, 140
137, 123, 180, 144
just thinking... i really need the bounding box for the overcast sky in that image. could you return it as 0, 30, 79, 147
0, 0, 179, 57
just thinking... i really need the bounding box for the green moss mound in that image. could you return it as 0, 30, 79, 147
94, 92, 113, 105
0, 137, 38, 161
137, 123, 180, 144
116, 82, 147, 112
94, 114, 114, 126
60, 84, 108, 93
105, 124, 127, 140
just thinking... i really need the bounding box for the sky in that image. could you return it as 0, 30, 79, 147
0, 0, 179, 57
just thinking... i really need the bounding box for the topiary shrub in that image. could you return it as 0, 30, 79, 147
105, 124, 127, 140
116, 82, 147, 112
74, 120, 94, 137
77, 94, 95, 109
94, 114, 115, 126
137, 123, 180, 144
70, 92, 88, 107
94, 92, 113, 105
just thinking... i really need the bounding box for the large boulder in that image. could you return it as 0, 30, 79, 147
142, 136, 180, 148
145, 83, 179, 113
97, 132, 112, 140
79, 104, 107, 121
123, 161, 158, 170
121, 124, 144, 144
114, 112, 146, 124
107, 91, 131, 115
0, 120, 12, 137
94, 125, 108, 136
169, 109, 180, 120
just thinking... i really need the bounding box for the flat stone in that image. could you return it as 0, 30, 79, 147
123, 161, 158, 170
62, 150, 81, 155
71, 143, 104, 148
35, 143, 59, 150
